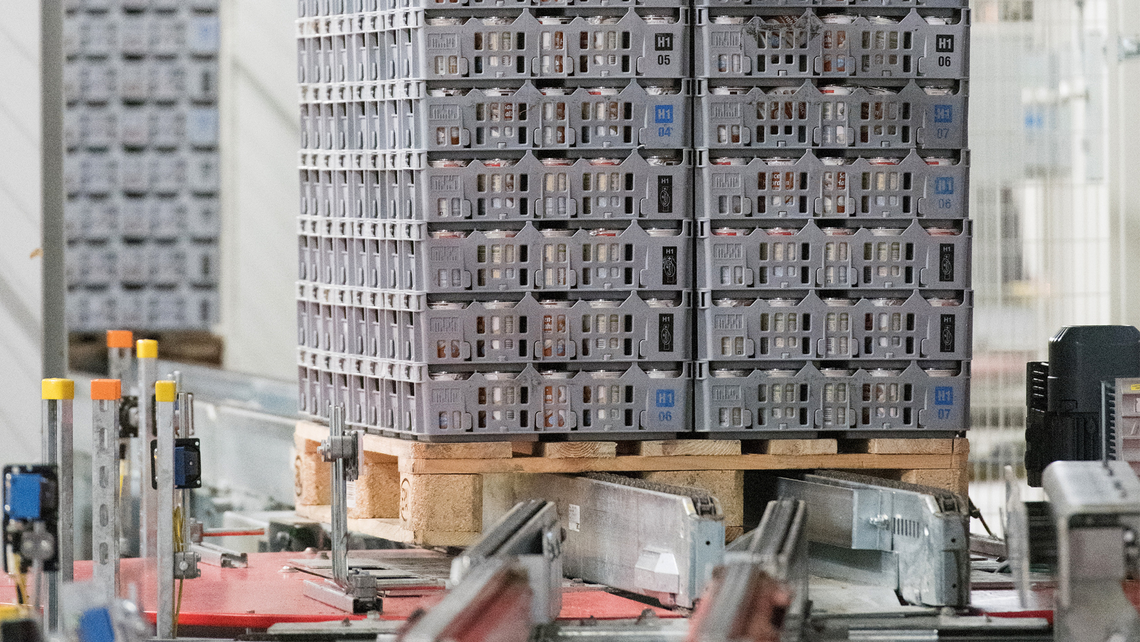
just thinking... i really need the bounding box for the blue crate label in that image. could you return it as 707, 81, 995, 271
655, 34, 675, 51
655, 389, 675, 408
940, 314, 955, 353
936, 35, 955, 53
939, 244, 955, 282
657, 175, 673, 213
934, 177, 955, 195
934, 105, 954, 124
659, 313, 674, 353
662, 246, 677, 285
654, 105, 674, 124
934, 386, 954, 406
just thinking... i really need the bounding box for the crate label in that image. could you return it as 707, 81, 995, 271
711, 173, 741, 189
431, 388, 462, 404
711, 385, 741, 401
568, 503, 581, 532
938, 244, 954, 282
711, 32, 742, 49
713, 243, 743, 260
934, 105, 954, 124
713, 314, 743, 330
939, 314, 955, 353
655, 390, 675, 408
430, 317, 460, 333
346, 480, 357, 509
936, 34, 955, 53
659, 313, 674, 352
934, 177, 954, 195
935, 386, 954, 406
429, 105, 461, 121
654, 105, 674, 124
427, 33, 458, 50
654, 33, 674, 51
430, 175, 461, 191
657, 175, 673, 213
662, 246, 677, 284
711, 103, 742, 120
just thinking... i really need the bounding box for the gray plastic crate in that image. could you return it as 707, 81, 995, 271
299, 0, 689, 17
695, 0, 965, 7
299, 81, 691, 152
697, 220, 970, 291
695, 361, 967, 433
697, 290, 971, 361
297, 219, 692, 293
299, 151, 691, 223
695, 9, 967, 80
695, 80, 966, 150
299, 356, 691, 437
297, 10, 688, 85
696, 150, 967, 221
299, 291, 690, 364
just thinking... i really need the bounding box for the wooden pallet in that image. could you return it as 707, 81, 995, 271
293, 421, 969, 547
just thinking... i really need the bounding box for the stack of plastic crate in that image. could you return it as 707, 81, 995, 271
693, 0, 971, 436
63, 0, 221, 332
295, 0, 694, 438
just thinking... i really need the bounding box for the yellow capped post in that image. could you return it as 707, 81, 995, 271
155, 381, 177, 403
41, 378, 75, 400
136, 339, 158, 359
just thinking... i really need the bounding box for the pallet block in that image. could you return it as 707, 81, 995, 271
293, 422, 969, 547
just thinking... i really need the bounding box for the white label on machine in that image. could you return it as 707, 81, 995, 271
346, 480, 357, 509
568, 503, 580, 532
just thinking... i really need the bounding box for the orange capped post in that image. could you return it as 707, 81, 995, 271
91, 379, 122, 401
106, 330, 133, 349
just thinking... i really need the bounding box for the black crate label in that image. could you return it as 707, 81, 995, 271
939, 243, 955, 282
936, 34, 955, 53
657, 175, 673, 213
940, 314, 955, 353
662, 247, 677, 285
655, 33, 674, 51
659, 313, 674, 353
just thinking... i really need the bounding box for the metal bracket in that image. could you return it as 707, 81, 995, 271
174, 550, 201, 580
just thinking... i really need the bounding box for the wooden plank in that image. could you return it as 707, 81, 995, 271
641, 470, 743, 536
294, 505, 478, 547
902, 467, 969, 498
297, 421, 514, 460
764, 439, 838, 456
535, 442, 617, 459
399, 452, 963, 474
348, 455, 399, 519
294, 430, 330, 506
628, 440, 741, 457
400, 473, 483, 535
864, 438, 955, 455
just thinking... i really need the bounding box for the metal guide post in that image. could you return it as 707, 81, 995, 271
41, 378, 73, 633
91, 379, 122, 602
302, 405, 377, 613
155, 380, 177, 639
107, 331, 137, 558
137, 340, 158, 560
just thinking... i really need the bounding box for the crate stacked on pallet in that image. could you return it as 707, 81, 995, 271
692, 0, 971, 436
64, 0, 221, 332
295, 0, 694, 439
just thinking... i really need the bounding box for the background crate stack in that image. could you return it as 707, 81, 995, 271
692, 0, 971, 436
63, 0, 221, 332
296, 0, 694, 439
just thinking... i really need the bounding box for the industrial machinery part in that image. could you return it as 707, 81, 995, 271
40, 378, 73, 632
687, 499, 807, 642
777, 471, 969, 607
138, 340, 158, 561
91, 379, 122, 602
510, 472, 724, 608
398, 560, 535, 642
451, 500, 562, 625
1042, 460, 1140, 642
1025, 325, 1140, 486
302, 405, 379, 613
